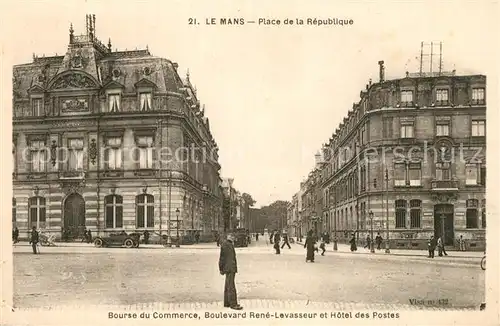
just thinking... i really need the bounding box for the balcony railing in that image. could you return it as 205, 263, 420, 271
59, 171, 86, 180
431, 179, 458, 190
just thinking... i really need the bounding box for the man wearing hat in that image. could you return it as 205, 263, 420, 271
218, 232, 243, 310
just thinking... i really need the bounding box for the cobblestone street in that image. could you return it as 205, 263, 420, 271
13, 240, 484, 310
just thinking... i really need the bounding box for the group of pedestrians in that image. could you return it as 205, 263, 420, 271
269, 230, 292, 254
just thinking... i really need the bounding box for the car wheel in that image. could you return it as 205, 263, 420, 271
94, 238, 103, 248
124, 239, 134, 248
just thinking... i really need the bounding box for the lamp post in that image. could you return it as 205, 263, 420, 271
384, 168, 390, 253
175, 208, 180, 247
228, 178, 234, 232
369, 210, 375, 253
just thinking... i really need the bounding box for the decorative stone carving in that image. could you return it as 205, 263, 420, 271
431, 192, 458, 203
52, 119, 96, 129
61, 180, 86, 195
61, 98, 89, 112
88, 139, 97, 165
70, 53, 88, 69
52, 74, 97, 89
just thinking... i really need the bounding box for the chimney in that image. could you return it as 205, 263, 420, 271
378, 60, 385, 82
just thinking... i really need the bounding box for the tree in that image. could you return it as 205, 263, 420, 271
260, 200, 290, 231
241, 193, 256, 231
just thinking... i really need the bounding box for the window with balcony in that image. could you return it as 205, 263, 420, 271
481, 199, 486, 228
436, 162, 451, 180
383, 117, 393, 139
108, 94, 121, 112
401, 90, 413, 106
465, 163, 486, 186
472, 88, 485, 105
471, 120, 485, 137
105, 195, 123, 228
68, 139, 84, 171
29, 196, 46, 228
32, 98, 43, 117
410, 199, 421, 228
136, 194, 154, 228
400, 122, 414, 138
466, 199, 478, 228
436, 89, 449, 105
436, 121, 450, 137
136, 136, 154, 169
30, 140, 46, 173
105, 137, 122, 170
139, 92, 152, 111
395, 199, 407, 229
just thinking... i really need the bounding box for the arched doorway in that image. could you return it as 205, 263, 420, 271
434, 204, 454, 245
63, 193, 86, 240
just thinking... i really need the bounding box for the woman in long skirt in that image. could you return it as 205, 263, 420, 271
304, 230, 316, 262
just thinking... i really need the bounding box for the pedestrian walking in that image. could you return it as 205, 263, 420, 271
29, 226, 39, 254
349, 233, 357, 252
319, 240, 326, 256
195, 230, 200, 244
143, 230, 150, 244
273, 232, 281, 254
215, 231, 220, 247
81, 228, 88, 243
459, 235, 466, 251
255, 233, 259, 241
304, 230, 316, 262
428, 236, 437, 258
218, 233, 243, 310
437, 237, 448, 256
269, 231, 274, 244
87, 229, 92, 244
12, 227, 19, 244
375, 233, 383, 250
364, 235, 371, 249
281, 233, 291, 249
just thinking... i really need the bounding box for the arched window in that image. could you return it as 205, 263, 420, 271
395, 200, 407, 228
410, 199, 421, 228
29, 196, 46, 228
105, 195, 123, 228
481, 199, 486, 228
466, 199, 478, 228
12, 198, 16, 223
136, 194, 154, 228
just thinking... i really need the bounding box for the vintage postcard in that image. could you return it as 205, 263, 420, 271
1, 0, 498, 325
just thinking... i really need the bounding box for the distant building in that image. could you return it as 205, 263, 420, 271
12, 15, 223, 241
321, 61, 486, 250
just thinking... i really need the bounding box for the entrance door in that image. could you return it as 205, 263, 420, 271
64, 193, 86, 239
434, 204, 454, 245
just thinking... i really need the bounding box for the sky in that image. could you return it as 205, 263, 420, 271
1, 0, 497, 207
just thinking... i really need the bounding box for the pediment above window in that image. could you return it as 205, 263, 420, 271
28, 84, 45, 94
134, 78, 157, 90
102, 80, 125, 90
48, 71, 100, 90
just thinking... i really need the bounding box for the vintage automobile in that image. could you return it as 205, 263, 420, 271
234, 228, 250, 248
93, 232, 140, 248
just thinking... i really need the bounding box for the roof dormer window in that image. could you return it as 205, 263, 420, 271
108, 94, 121, 112
139, 92, 152, 111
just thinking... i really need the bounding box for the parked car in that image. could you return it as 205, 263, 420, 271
234, 228, 249, 247
93, 232, 140, 248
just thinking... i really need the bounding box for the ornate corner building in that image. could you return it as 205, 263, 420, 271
319, 62, 486, 250
12, 15, 224, 241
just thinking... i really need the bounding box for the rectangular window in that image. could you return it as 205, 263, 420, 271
30, 140, 46, 173
32, 98, 43, 116
410, 200, 421, 228
408, 163, 421, 186
436, 122, 450, 136
106, 137, 122, 170
401, 90, 413, 105
140, 93, 152, 111
471, 120, 485, 137
395, 200, 407, 228
108, 94, 121, 112
400, 123, 414, 138
466, 164, 478, 185
466, 209, 478, 228
394, 163, 406, 186
68, 139, 84, 171
383, 117, 393, 139
472, 88, 485, 104
436, 89, 449, 104
137, 136, 154, 169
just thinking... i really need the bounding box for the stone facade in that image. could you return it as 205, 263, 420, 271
12, 16, 224, 241
320, 63, 486, 250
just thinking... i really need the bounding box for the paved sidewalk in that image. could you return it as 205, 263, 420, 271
294, 241, 483, 259
13, 241, 219, 250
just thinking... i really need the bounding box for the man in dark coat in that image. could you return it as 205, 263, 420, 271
12, 227, 19, 244
349, 233, 357, 252
304, 230, 316, 262
143, 230, 150, 244
375, 233, 383, 250
281, 232, 291, 249
219, 233, 243, 310
87, 229, 93, 244
428, 235, 437, 258
273, 231, 281, 254
29, 226, 39, 254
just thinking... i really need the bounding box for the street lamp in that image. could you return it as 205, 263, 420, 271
369, 210, 375, 253
384, 168, 390, 254
175, 208, 180, 247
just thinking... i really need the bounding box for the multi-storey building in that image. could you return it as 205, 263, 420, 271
300, 153, 325, 236
12, 16, 223, 242
321, 61, 486, 250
